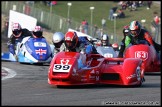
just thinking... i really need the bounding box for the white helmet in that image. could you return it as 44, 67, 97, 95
101, 34, 109, 46
52, 32, 64, 48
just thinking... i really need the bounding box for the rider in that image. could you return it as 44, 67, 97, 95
32, 26, 44, 38
60, 31, 97, 68
118, 21, 161, 57
60, 31, 97, 54
129, 21, 161, 52
101, 34, 119, 52
52, 32, 64, 55
7, 22, 32, 55
118, 25, 131, 57
100, 34, 111, 46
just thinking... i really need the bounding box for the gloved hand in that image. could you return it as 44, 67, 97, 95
8, 44, 15, 55
85, 45, 93, 54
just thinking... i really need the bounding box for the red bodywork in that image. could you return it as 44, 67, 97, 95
124, 44, 160, 72
48, 52, 145, 87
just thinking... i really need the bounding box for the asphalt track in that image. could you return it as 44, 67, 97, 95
1, 61, 161, 106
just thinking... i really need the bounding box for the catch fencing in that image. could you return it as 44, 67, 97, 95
1, 1, 108, 39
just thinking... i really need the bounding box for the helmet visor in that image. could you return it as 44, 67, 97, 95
13, 29, 21, 35
54, 41, 63, 48
102, 40, 107, 46
33, 31, 42, 38
65, 40, 72, 47
130, 29, 140, 37
65, 40, 76, 49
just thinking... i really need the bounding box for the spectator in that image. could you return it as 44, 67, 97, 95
81, 19, 86, 33
138, 1, 144, 7
93, 24, 98, 37
96, 28, 103, 39
24, 3, 31, 15
108, 6, 118, 21
131, 1, 137, 11
81, 19, 88, 34
79, 25, 83, 33
51, 1, 57, 5
84, 20, 89, 34
153, 12, 160, 25
147, 1, 152, 9
117, 9, 125, 18
101, 17, 106, 30
67, 18, 71, 29
4, 19, 9, 36
151, 12, 161, 41
121, 2, 127, 10
127, 1, 137, 11
46, 1, 51, 6
25, 1, 34, 6
118, 1, 127, 10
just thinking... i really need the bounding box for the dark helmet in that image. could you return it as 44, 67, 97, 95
52, 32, 64, 48
32, 26, 43, 38
123, 25, 130, 36
129, 21, 142, 37
101, 34, 109, 46
64, 31, 78, 49
12, 23, 22, 37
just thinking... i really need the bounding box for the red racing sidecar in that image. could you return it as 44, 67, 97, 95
124, 41, 161, 73
48, 51, 145, 87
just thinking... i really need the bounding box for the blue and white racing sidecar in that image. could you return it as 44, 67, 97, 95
2, 36, 53, 64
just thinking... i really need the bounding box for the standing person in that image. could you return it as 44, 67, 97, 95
7, 22, 32, 55
84, 20, 89, 34
93, 24, 98, 37
4, 19, 9, 36
96, 28, 103, 39
151, 11, 161, 42
101, 17, 106, 30
81, 19, 86, 33
52, 32, 64, 55
147, 1, 152, 9
117, 9, 125, 18
108, 6, 118, 21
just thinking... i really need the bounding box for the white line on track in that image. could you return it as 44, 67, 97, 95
2, 67, 17, 80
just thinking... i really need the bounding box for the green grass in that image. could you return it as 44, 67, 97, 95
34, 1, 160, 42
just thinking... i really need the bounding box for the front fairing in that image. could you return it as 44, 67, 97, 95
25, 38, 52, 60
96, 46, 117, 58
